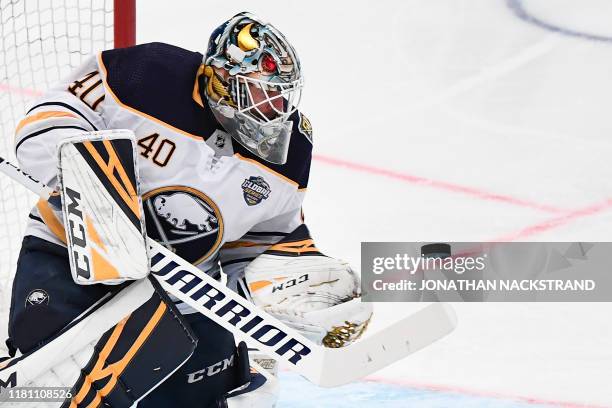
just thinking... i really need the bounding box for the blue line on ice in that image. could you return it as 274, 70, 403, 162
278, 372, 556, 408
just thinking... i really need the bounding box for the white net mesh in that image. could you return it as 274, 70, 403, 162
0, 0, 116, 355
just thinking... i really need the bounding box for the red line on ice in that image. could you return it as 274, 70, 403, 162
313, 154, 564, 214
0, 83, 42, 98
312, 154, 612, 240
491, 198, 612, 241
365, 376, 608, 408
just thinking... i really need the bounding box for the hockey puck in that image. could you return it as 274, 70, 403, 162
421, 243, 451, 258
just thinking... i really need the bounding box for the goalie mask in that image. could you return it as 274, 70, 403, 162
203, 12, 303, 164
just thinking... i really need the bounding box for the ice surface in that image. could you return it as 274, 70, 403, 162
145, 0, 612, 405
278, 371, 559, 408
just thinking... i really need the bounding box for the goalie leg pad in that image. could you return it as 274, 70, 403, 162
67, 283, 197, 407
7, 236, 120, 354
139, 314, 250, 408
3, 277, 197, 407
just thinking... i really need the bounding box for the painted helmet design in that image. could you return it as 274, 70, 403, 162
203, 12, 303, 164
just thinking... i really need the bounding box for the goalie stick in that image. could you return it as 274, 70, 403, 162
0, 133, 457, 387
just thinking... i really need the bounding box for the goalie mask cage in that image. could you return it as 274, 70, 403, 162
0, 0, 136, 354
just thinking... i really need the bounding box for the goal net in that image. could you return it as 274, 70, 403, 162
0, 0, 135, 355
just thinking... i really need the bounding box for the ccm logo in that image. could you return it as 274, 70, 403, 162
187, 355, 234, 383
150, 252, 312, 366
65, 187, 90, 279
273, 274, 309, 293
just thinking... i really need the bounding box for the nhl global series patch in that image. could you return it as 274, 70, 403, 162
242, 176, 271, 206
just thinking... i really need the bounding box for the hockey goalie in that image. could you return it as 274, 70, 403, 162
2, 12, 373, 407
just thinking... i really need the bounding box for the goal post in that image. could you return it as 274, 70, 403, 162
0, 0, 136, 355
114, 0, 137, 48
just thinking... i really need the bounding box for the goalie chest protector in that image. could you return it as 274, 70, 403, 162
95, 43, 312, 269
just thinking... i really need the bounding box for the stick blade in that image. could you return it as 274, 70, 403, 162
318, 303, 457, 387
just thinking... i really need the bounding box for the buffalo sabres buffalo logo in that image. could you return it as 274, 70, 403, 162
143, 186, 224, 264
25, 289, 49, 307
242, 176, 271, 206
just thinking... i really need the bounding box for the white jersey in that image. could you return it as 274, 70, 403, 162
14, 43, 315, 312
